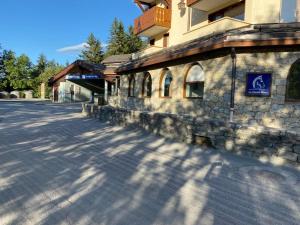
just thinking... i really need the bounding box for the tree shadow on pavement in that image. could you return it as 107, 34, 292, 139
0, 102, 299, 225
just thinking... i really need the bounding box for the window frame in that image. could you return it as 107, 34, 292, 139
285, 59, 300, 102
128, 74, 136, 97
142, 72, 152, 98
183, 63, 205, 99
159, 69, 173, 98
208, 1, 245, 23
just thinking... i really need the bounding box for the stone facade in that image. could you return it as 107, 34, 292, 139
82, 50, 300, 166
109, 52, 300, 131
82, 104, 300, 165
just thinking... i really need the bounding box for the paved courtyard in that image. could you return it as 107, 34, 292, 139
0, 101, 299, 225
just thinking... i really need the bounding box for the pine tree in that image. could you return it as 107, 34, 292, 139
0, 45, 5, 80
106, 18, 128, 56
80, 33, 104, 64
36, 54, 47, 75
106, 18, 144, 57
126, 26, 144, 53
31, 53, 48, 78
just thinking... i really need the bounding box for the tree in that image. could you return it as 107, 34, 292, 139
106, 18, 128, 56
0, 45, 4, 79
0, 50, 15, 91
0, 46, 6, 91
80, 33, 104, 64
4, 53, 34, 90
37, 62, 63, 98
106, 18, 145, 57
126, 26, 145, 53
34, 54, 48, 77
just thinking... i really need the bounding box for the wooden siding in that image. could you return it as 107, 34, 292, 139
134, 6, 171, 36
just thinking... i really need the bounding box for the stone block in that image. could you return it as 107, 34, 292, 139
294, 110, 300, 117
272, 96, 285, 104
225, 139, 235, 151
278, 152, 298, 162
275, 79, 287, 86
293, 145, 300, 154
276, 85, 286, 95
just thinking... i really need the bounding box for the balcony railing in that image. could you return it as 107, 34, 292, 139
187, 0, 242, 11
182, 17, 250, 43
134, 6, 171, 37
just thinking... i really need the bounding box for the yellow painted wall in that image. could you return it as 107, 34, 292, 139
139, 0, 284, 56
245, 0, 281, 24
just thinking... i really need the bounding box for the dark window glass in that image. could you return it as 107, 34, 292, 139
128, 75, 135, 97
208, 1, 245, 22
163, 34, 169, 48
143, 73, 152, 97
186, 82, 204, 98
191, 8, 206, 27
163, 71, 173, 97
150, 39, 155, 46
185, 64, 205, 98
286, 60, 300, 101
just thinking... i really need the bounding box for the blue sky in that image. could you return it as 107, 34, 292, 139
0, 0, 141, 65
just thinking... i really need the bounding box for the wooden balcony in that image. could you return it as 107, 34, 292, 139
187, 0, 242, 11
134, 6, 171, 37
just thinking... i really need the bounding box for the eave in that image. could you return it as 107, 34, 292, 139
116, 23, 300, 74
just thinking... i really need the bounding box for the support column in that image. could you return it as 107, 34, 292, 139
230, 48, 237, 123
297, 0, 300, 22
40, 82, 45, 99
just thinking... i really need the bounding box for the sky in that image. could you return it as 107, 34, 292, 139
0, 0, 141, 65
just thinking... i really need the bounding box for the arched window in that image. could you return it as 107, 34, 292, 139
142, 72, 152, 97
160, 69, 173, 97
184, 64, 205, 98
286, 59, 300, 101
128, 74, 135, 97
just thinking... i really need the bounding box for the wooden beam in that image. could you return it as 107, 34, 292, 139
135, 0, 146, 12
116, 37, 300, 73
164, 0, 172, 9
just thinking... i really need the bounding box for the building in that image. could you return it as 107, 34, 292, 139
50, 57, 131, 103
91, 0, 300, 164
50, 60, 104, 103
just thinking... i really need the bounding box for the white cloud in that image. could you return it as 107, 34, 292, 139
57, 43, 89, 54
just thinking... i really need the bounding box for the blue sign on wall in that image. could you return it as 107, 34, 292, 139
66, 74, 102, 80
245, 73, 272, 97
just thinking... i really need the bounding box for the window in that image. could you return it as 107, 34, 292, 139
116, 77, 121, 96
128, 74, 135, 97
163, 33, 169, 48
208, 1, 245, 22
184, 64, 205, 98
286, 59, 300, 101
281, 0, 297, 22
160, 69, 173, 97
190, 8, 207, 27
150, 39, 155, 46
143, 72, 152, 97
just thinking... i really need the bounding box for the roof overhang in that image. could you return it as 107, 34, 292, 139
116, 23, 300, 74
49, 60, 105, 85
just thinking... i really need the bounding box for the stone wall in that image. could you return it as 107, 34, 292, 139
109, 52, 300, 131
82, 104, 300, 165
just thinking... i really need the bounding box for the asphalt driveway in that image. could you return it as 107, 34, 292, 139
0, 101, 299, 225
